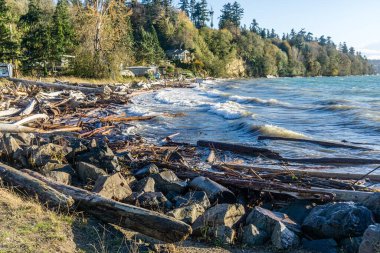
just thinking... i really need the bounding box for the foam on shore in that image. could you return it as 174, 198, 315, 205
208, 101, 251, 120
251, 124, 307, 139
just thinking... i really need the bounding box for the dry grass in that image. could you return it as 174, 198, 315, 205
0, 187, 132, 253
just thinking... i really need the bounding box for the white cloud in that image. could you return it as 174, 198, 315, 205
359, 48, 380, 60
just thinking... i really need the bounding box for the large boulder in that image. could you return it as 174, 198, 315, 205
361, 193, 380, 222
136, 192, 172, 211
134, 163, 159, 179
302, 239, 338, 253
167, 204, 205, 224
75, 142, 120, 173
46, 171, 71, 185
40, 163, 76, 176
213, 225, 236, 245
30, 143, 72, 167
271, 221, 300, 250
92, 173, 132, 201
359, 224, 380, 253
76, 162, 107, 183
192, 204, 245, 234
174, 191, 211, 209
189, 176, 236, 204
132, 177, 156, 193
302, 202, 374, 240
246, 206, 300, 234
152, 170, 187, 194
279, 200, 314, 224
241, 224, 268, 246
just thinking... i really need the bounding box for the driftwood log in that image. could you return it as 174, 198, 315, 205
214, 163, 380, 182
8, 78, 105, 95
285, 157, 380, 166
197, 140, 282, 159
23, 170, 192, 243
258, 135, 372, 150
0, 162, 74, 208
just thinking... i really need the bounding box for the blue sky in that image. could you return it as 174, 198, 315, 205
174, 0, 380, 59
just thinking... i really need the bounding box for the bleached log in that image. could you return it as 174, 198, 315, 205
23, 170, 192, 243
0, 123, 45, 133
0, 108, 21, 117
19, 99, 37, 116
14, 114, 49, 126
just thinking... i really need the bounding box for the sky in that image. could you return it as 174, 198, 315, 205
175, 0, 380, 59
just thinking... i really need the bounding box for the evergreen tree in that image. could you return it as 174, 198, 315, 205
19, 0, 53, 75
0, 0, 15, 62
341, 42, 348, 54
219, 1, 243, 30
179, 0, 190, 16
138, 26, 165, 64
51, 0, 75, 63
231, 1, 244, 27
189, 0, 196, 22
349, 47, 355, 56
193, 0, 209, 28
319, 35, 327, 46
250, 19, 259, 34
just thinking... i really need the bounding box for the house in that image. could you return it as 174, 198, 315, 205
0, 63, 13, 78
125, 66, 159, 77
166, 49, 192, 63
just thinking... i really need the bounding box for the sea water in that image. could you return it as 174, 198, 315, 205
127, 76, 380, 174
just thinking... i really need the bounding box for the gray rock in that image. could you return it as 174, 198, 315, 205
134, 163, 159, 179
174, 191, 211, 209
76, 143, 120, 173
92, 173, 132, 201
132, 177, 156, 193
46, 171, 71, 185
30, 143, 72, 167
76, 162, 107, 183
279, 200, 314, 224
340, 237, 362, 253
361, 193, 380, 222
123, 192, 144, 204
40, 163, 76, 176
302, 202, 374, 240
359, 224, 380, 253
241, 224, 268, 246
167, 204, 205, 224
152, 170, 187, 194
189, 176, 236, 204
271, 221, 300, 250
246, 207, 300, 235
137, 192, 172, 211
302, 239, 338, 253
213, 225, 236, 245
192, 204, 245, 234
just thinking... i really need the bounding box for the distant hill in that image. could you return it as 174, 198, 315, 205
370, 60, 380, 74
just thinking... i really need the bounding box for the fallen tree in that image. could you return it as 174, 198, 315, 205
23, 169, 192, 243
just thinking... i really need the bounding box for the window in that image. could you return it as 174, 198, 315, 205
0, 66, 9, 76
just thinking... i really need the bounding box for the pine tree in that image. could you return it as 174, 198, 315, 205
189, 0, 196, 21
179, 0, 190, 16
231, 1, 244, 27
250, 19, 259, 34
51, 0, 75, 63
139, 26, 164, 65
219, 3, 232, 29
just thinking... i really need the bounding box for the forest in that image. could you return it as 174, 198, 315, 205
0, 0, 374, 79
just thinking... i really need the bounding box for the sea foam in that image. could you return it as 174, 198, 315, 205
230, 95, 290, 107
208, 101, 251, 120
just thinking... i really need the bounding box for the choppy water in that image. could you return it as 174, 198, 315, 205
127, 76, 380, 174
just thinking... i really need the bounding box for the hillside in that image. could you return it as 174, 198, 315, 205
0, 0, 374, 79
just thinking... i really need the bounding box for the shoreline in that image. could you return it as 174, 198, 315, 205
0, 78, 379, 252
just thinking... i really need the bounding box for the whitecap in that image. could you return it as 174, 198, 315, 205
208, 101, 251, 120
251, 124, 307, 139
230, 95, 290, 107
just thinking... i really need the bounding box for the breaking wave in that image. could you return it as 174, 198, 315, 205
229, 95, 290, 107
250, 124, 307, 139
208, 101, 251, 120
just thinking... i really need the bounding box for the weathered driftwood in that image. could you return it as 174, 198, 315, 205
0, 108, 20, 117
215, 163, 380, 182
8, 78, 105, 95
0, 123, 45, 133
23, 170, 192, 243
0, 163, 74, 208
258, 135, 371, 150
285, 157, 380, 166
14, 114, 49, 126
154, 161, 376, 202
197, 140, 282, 159
189, 176, 236, 203
19, 99, 37, 116
100, 115, 156, 123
